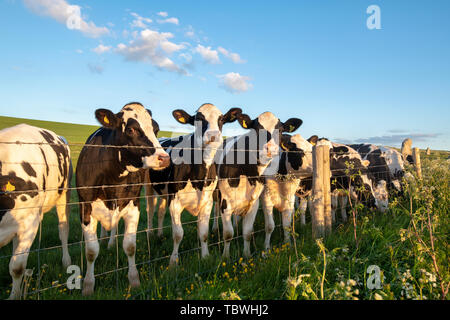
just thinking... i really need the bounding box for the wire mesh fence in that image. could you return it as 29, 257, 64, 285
0, 140, 421, 299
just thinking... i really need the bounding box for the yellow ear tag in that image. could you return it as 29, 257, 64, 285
289, 125, 295, 132
310, 140, 316, 146
103, 115, 110, 124
179, 117, 186, 123
5, 181, 15, 192
281, 142, 288, 151
242, 120, 247, 128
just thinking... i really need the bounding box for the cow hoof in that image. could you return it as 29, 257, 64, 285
62, 255, 72, 270
169, 255, 179, 268
82, 277, 95, 296
129, 273, 140, 289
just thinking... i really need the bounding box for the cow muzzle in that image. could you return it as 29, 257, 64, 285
204, 130, 221, 145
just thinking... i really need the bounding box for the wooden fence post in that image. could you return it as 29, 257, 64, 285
412, 147, 422, 179
322, 146, 332, 235
312, 144, 332, 239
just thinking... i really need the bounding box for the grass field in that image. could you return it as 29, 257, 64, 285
0, 116, 448, 300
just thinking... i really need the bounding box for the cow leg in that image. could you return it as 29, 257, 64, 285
262, 202, 275, 252
221, 208, 234, 259
281, 208, 293, 244
339, 195, 348, 222
243, 199, 259, 258
107, 226, 117, 250
169, 199, 184, 267
331, 194, 338, 223
298, 198, 308, 226
197, 201, 212, 258
233, 215, 240, 230
157, 196, 167, 238
82, 217, 99, 296
56, 192, 71, 269
122, 204, 140, 289
145, 186, 157, 236
8, 213, 40, 300
100, 226, 108, 244
211, 201, 220, 234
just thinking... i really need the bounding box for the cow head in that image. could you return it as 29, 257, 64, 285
279, 134, 317, 174
172, 103, 242, 148
95, 102, 170, 171
236, 111, 303, 164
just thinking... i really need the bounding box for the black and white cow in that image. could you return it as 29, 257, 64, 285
216, 111, 303, 258
260, 134, 317, 251
349, 144, 407, 193
76, 102, 169, 295
294, 138, 387, 225
0, 124, 72, 300
146, 103, 242, 266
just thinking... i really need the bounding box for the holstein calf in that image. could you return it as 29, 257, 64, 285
217, 111, 302, 258
76, 102, 169, 295
0, 124, 72, 299
147, 103, 242, 266
261, 134, 317, 251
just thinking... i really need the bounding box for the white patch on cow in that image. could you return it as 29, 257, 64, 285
119, 170, 129, 178
120, 103, 168, 170
373, 180, 388, 212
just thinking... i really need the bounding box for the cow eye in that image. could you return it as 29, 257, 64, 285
126, 127, 137, 136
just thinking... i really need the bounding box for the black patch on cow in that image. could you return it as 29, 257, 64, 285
39, 147, 50, 176
221, 198, 227, 211
0, 172, 39, 222
21, 161, 37, 177
39, 130, 70, 195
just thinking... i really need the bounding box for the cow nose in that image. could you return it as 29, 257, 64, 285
205, 130, 221, 144
158, 153, 170, 167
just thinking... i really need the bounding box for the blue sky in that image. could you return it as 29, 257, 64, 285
0, 0, 449, 150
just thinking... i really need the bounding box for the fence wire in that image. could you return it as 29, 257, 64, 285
0, 140, 419, 299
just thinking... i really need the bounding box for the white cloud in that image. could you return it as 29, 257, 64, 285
130, 12, 152, 29
218, 47, 246, 64
23, 0, 109, 38
92, 44, 111, 54
195, 44, 220, 64
157, 11, 168, 17
115, 28, 187, 74
218, 72, 253, 93
157, 17, 179, 25
76, 49, 83, 54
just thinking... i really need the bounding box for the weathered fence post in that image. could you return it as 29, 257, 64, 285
412, 147, 422, 179
312, 144, 332, 239
401, 138, 413, 163
426, 147, 431, 155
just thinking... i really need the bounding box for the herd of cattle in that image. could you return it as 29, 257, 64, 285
0, 102, 413, 299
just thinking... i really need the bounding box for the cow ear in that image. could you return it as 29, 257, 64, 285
152, 119, 160, 136
280, 134, 293, 151
282, 118, 303, 133
237, 113, 253, 129
172, 109, 194, 125
95, 109, 120, 128
223, 108, 242, 123
146, 109, 153, 117
307, 135, 318, 146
